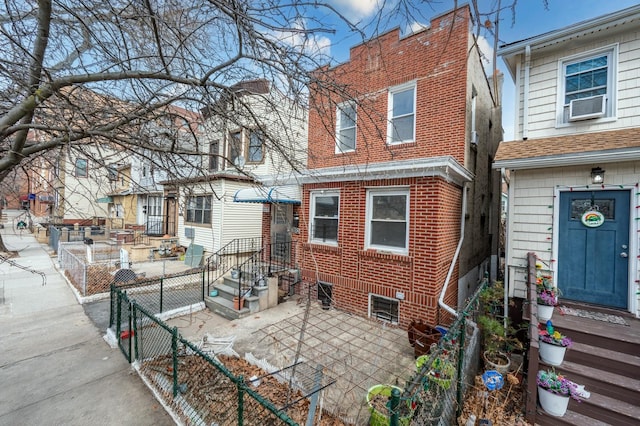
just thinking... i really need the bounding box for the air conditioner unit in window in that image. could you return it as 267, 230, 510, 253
470, 131, 478, 145
569, 94, 606, 121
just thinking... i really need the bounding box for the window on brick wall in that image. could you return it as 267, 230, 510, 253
186, 195, 212, 225
309, 191, 339, 244
387, 82, 416, 144
335, 101, 356, 153
370, 294, 399, 324
365, 188, 409, 254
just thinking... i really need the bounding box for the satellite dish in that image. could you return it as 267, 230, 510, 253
234, 155, 245, 168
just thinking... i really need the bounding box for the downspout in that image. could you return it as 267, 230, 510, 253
522, 45, 531, 140
501, 168, 510, 330
438, 182, 468, 318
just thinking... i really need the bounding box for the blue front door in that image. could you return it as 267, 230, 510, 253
558, 190, 629, 309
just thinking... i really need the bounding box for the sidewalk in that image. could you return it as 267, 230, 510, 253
0, 210, 173, 425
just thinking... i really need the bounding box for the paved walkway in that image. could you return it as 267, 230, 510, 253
0, 210, 173, 425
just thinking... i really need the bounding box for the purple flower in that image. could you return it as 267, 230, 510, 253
536, 370, 583, 401
537, 289, 558, 306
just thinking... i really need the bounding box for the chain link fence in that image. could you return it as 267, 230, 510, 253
115, 293, 299, 425
59, 242, 122, 296
364, 278, 487, 426
109, 270, 205, 329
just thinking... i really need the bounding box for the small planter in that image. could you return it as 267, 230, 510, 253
483, 351, 511, 375
537, 304, 554, 322
366, 385, 412, 426
538, 386, 570, 417
233, 296, 244, 310
539, 341, 567, 366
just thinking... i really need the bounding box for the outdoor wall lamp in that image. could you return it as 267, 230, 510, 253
591, 167, 605, 184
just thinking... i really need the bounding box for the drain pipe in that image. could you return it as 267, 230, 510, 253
438, 182, 468, 319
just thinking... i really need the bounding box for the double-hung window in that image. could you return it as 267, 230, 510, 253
387, 82, 416, 144
366, 188, 409, 253
228, 131, 242, 166
309, 191, 339, 244
75, 158, 88, 178
336, 101, 356, 153
559, 47, 615, 124
248, 130, 264, 163
209, 140, 219, 171
186, 195, 212, 225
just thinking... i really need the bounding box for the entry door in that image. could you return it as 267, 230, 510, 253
271, 204, 292, 263
558, 190, 629, 308
164, 197, 177, 236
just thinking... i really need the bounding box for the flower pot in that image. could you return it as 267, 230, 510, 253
366, 385, 412, 426
483, 351, 511, 375
539, 341, 567, 366
233, 296, 244, 310
538, 386, 570, 417
537, 304, 554, 322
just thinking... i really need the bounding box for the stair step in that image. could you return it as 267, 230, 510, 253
567, 342, 640, 380
554, 360, 640, 405
536, 408, 610, 426
203, 296, 250, 320
568, 391, 640, 425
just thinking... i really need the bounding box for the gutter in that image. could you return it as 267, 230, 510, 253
438, 182, 468, 318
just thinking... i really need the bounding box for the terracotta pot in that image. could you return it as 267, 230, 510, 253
538, 386, 569, 417
233, 296, 244, 310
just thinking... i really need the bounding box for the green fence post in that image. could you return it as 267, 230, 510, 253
172, 326, 178, 397
390, 387, 400, 426
109, 284, 114, 328
127, 300, 132, 362
237, 376, 245, 426
456, 314, 467, 418
160, 278, 164, 313
116, 290, 122, 339
132, 301, 139, 361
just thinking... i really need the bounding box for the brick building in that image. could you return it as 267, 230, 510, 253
297, 5, 502, 327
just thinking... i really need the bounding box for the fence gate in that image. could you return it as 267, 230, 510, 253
116, 290, 133, 362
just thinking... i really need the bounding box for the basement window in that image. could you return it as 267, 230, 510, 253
370, 294, 399, 324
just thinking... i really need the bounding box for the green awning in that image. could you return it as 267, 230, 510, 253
96, 196, 113, 203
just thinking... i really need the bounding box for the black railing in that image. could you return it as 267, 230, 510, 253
204, 237, 263, 295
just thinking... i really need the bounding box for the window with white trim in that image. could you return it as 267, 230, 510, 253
558, 47, 616, 124
228, 131, 242, 166
75, 158, 88, 178
335, 101, 356, 153
370, 294, 399, 324
309, 191, 339, 244
366, 188, 409, 253
248, 130, 264, 163
186, 195, 212, 225
387, 82, 416, 144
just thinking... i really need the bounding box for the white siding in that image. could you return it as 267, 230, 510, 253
505, 164, 640, 316
514, 34, 640, 139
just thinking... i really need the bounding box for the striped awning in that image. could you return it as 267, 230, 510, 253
233, 185, 300, 204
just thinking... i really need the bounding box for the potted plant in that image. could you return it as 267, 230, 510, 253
538, 321, 572, 366
478, 315, 512, 374
416, 355, 456, 390
536, 369, 585, 417
536, 265, 558, 322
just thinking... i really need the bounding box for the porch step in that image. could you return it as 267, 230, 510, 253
203, 296, 251, 320
535, 408, 610, 426
213, 283, 254, 300
566, 342, 640, 380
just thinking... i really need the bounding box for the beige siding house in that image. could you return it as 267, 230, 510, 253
495, 5, 640, 317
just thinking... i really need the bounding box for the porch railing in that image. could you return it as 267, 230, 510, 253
525, 252, 540, 424
204, 237, 263, 295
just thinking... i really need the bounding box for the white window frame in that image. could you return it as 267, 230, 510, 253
335, 101, 356, 153
365, 188, 410, 254
556, 45, 617, 126
387, 82, 416, 144
369, 294, 399, 324
185, 195, 212, 225
247, 129, 264, 163
309, 191, 340, 245
75, 158, 88, 178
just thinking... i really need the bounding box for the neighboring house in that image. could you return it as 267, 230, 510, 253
298, 5, 502, 328
105, 106, 202, 237
170, 79, 307, 257
495, 4, 640, 318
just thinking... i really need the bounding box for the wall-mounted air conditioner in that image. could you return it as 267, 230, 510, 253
470, 130, 478, 145
184, 227, 195, 238
569, 94, 606, 121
